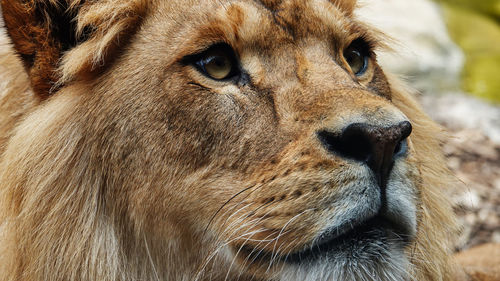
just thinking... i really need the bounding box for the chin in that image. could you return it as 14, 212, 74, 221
277, 233, 411, 281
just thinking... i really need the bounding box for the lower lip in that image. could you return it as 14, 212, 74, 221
238, 217, 410, 265
285, 225, 389, 263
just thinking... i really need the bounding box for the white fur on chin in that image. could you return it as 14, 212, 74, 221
277, 245, 411, 281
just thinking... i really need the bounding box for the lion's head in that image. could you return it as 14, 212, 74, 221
0, 0, 459, 280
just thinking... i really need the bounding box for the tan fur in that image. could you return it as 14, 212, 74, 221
0, 0, 476, 280
455, 244, 500, 281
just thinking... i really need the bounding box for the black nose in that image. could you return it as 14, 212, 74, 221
317, 121, 412, 186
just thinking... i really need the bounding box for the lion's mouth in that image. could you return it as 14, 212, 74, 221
285, 216, 412, 263
237, 215, 413, 265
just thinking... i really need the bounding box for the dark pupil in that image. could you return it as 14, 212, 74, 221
207, 56, 228, 69
346, 49, 364, 74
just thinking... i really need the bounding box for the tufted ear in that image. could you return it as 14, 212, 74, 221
1, 0, 78, 98
1, 0, 146, 98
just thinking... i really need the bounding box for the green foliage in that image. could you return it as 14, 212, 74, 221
439, 3, 500, 103
435, 0, 500, 19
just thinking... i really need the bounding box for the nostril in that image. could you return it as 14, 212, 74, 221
394, 139, 408, 158
394, 139, 408, 157
317, 124, 373, 162
394, 121, 412, 157
317, 121, 412, 185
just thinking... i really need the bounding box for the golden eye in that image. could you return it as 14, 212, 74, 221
203, 51, 232, 80
344, 40, 370, 76
195, 44, 238, 81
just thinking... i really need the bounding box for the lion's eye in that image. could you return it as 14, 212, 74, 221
344, 39, 370, 76
194, 44, 239, 81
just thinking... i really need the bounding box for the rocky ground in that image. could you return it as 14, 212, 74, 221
446, 129, 500, 250
421, 94, 500, 251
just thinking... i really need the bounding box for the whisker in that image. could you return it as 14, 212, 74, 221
143, 233, 160, 281
203, 184, 257, 235
266, 208, 314, 272
195, 201, 282, 280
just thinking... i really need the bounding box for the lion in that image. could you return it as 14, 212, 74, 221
0, 0, 494, 280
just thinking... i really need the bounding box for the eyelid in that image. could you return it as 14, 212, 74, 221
182, 42, 237, 64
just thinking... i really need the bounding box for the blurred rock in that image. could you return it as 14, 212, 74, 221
420, 92, 500, 250
418, 93, 500, 251
356, 0, 465, 94
442, 127, 500, 250
421, 93, 500, 143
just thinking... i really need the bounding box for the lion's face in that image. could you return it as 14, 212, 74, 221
0, 0, 456, 280
86, 0, 419, 279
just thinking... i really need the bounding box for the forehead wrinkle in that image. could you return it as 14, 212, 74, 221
170, 1, 269, 57
215, 1, 294, 52
250, 0, 299, 39
185, 0, 367, 53
252, 0, 282, 10
251, 0, 357, 44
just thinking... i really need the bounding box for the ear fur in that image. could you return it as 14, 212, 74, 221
1, 0, 74, 98
0, 0, 147, 98
329, 0, 357, 15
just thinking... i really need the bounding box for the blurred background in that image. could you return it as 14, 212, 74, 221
357, 0, 500, 251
